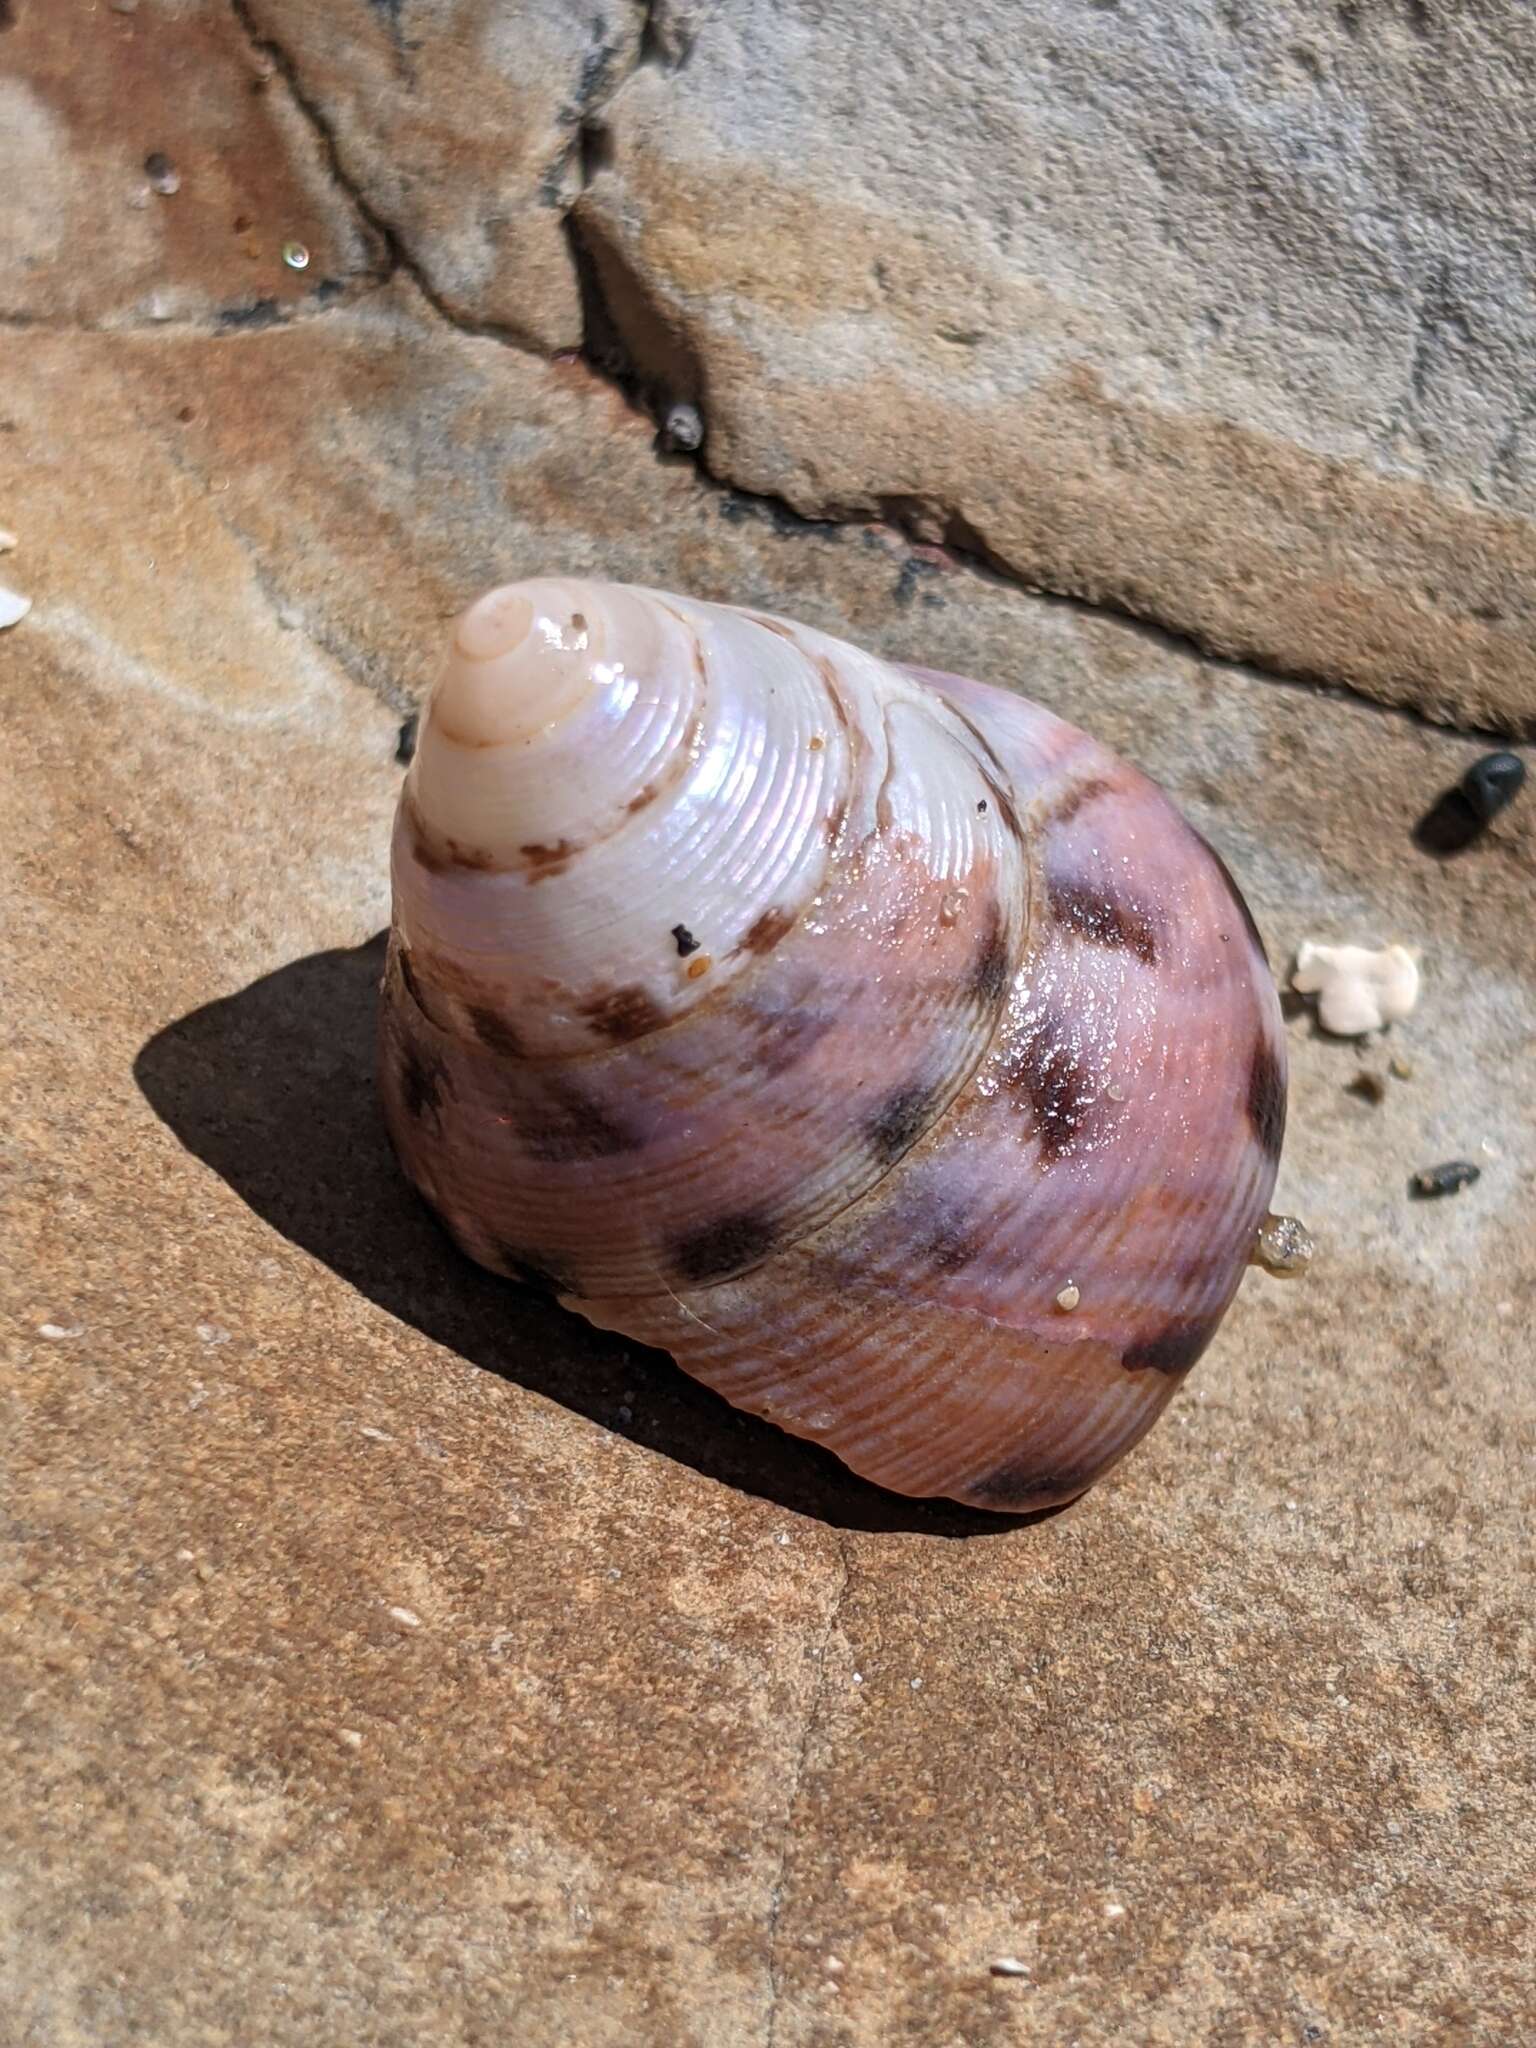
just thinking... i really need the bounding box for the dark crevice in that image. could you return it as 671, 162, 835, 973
636, 0, 700, 73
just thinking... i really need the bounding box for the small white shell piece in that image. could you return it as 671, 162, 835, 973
1290, 940, 1419, 1036
0, 585, 30, 629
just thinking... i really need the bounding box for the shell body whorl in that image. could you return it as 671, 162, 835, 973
381, 579, 1286, 1511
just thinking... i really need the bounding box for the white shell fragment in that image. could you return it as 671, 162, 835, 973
0, 586, 31, 630
1290, 940, 1419, 1036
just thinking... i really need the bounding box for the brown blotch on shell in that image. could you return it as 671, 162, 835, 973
407, 823, 453, 877
404, 792, 500, 876
520, 837, 578, 882
508, 1076, 641, 1162
1002, 1005, 1094, 1162
626, 785, 657, 814
577, 984, 669, 1044
824, 794, 850, 847
743, 1002, 839, 1080
467, 1003, 526, 1059
671, 1210, 779, 1286
866, 1080, 940, 1167
1046, 775, 1116, 828
1246, 1035, 1287, 1161
452, 843, 502, 872
1121, 1314, 1223, 1376
967, 900, 1012, 1005
397, 1041, 447, 1123
739, 906, 797, 957
1048, 874, 1158, 965
917, 1197, 984, 1273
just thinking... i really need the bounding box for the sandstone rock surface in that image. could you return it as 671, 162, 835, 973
573, 0, 1536, 731
0, 0, 380, 329
79, 1, 1536, 729
3, 7, 1536, 2044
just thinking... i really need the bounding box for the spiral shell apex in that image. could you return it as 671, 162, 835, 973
379, 579, 1288, 1512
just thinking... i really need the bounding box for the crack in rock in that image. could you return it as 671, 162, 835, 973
558, 218, 1522, 747
227, 0, 543, 353
1, 280, 390, 341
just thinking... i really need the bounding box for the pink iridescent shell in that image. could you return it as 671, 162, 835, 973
379, 579, 1287, 1511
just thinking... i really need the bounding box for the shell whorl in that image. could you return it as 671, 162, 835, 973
381, 579, 1286, 1511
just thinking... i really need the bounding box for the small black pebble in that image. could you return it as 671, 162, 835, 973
395, 712, 419, 766
1409, 1160, 1481, 1200
1414, 751, 1527, 856
1461, 749, 1526, 824
144, 151, 174, 180
977, 798, 988, 814
671, 923, 700, 957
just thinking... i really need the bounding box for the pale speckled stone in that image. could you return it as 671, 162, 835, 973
1, 285, 1533, 2047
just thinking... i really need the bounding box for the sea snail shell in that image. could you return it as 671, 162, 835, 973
379, 579, 1288, 1512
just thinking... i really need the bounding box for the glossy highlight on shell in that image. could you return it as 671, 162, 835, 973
379, 579, 1289, 1511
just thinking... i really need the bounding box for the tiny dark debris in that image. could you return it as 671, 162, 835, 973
977, 798, 988, 814
671, 923, 700, 958
1409, 1160, 1481, 1199
396, 712, 419, 765
1346, 1070, 1386, 1105
893, 555, 940, 607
